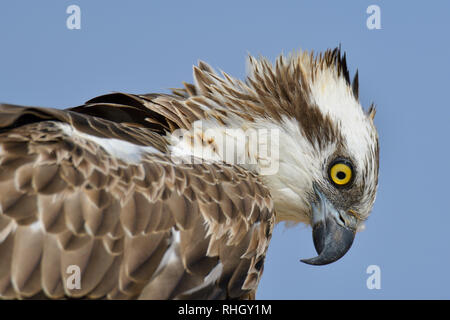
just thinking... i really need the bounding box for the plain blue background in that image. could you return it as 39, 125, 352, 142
0, 1, 449, 299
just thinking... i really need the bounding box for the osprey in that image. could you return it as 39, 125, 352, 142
0, 47, 379, 299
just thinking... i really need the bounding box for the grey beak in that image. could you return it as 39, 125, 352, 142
301, 184, 356, 266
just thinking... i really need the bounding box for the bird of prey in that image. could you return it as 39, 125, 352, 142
0, 47, 379, 299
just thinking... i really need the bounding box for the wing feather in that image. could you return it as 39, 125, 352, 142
0, 100, 275, 300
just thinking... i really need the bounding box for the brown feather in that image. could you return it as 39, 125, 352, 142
0, 69, 277, 300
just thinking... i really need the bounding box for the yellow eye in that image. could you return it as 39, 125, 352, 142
329, 160, 353, 186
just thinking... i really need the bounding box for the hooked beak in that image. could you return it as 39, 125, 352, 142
301, 184, 356, 266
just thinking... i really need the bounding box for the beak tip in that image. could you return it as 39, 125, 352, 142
300, 257, 336, 266
300, 258, 320, 266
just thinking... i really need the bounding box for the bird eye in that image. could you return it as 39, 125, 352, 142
329, 159, 353, 187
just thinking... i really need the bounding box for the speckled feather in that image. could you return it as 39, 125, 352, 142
0, 102, 274, 299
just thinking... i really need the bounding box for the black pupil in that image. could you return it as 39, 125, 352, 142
336, 171, 346, 180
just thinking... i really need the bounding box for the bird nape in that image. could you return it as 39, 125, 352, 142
0, 47, 379, 299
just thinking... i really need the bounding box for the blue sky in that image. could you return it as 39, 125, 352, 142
0, 1, 449, 299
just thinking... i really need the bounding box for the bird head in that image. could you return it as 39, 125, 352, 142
176, 47, 379, 266
248, 49, 379, 265
252, 48, 380, 266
